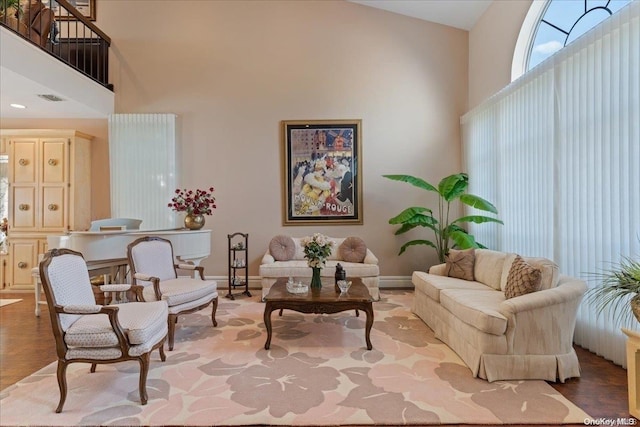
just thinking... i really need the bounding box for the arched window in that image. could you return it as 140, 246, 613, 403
512, 0, 632, 80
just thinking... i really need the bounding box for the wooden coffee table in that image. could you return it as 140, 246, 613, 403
263, 277, 374, 350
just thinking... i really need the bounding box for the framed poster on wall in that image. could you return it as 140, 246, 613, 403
44, 0, 96, 21
282, 119, 363, 225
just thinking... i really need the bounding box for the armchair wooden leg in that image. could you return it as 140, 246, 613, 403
55, 360, 68, 413
138, 353, 150, 405
159, 339, 166, 362
211, 297, 218, 327
168, 314, 177, 351
90, 363, 97, 373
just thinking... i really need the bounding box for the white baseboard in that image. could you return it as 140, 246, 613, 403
207, 276, 414, 290
379, 276, 414, 288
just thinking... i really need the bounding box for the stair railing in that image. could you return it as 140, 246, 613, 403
0, 0, 112, 90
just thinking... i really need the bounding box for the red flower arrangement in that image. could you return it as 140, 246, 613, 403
168, 187, 217, 215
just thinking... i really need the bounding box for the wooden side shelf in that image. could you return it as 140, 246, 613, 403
227, 232, 251, 300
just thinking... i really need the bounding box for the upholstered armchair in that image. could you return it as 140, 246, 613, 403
39, 248, 168, 413
19, 0, 54, 47
127, 236, 219, 351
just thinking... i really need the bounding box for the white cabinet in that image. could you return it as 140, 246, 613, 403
2, 129, 92, 289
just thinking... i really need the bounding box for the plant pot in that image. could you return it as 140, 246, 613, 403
184, 214, 205, 230
2, 12, 20, 31
631, 294, 640, 323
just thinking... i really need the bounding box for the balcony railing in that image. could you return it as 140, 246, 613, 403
0, 0, 112, 90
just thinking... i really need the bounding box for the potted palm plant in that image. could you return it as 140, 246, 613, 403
383, 172, 503, 263
586, 254, 640, 328
0, 0, 21, 17
0, 0, 22, 30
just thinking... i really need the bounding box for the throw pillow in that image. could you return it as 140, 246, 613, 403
339, 236, 367, 263
444, 248, 476, 281
524, 257, 559, 290
504, 255, 542, 299
269, 235, 295, 261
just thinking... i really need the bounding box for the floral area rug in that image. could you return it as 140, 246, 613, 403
0, 291, 589, 426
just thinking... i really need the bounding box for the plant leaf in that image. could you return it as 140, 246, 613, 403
449, 230, 479, 249
452, 215, 504, 225
393, 223, 419, 235
438, 173, 468, 202
394, 214, 437, 234
388, 207, 431, 224
398, 239, 437, 255
459, 194, 499, 214
585, 256, 640, 329
383, 175, 438, 192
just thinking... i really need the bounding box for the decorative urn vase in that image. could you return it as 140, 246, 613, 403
335, 263, 346, 292
632, 294, 640, 323
310, 267, 322, 289
184, 214, 205, 230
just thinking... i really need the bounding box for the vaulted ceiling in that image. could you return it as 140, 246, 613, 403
0, 1, 492, 120
349, 0, 492, 30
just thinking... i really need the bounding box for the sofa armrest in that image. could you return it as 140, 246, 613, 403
499, 276, 587, 355
428, 263, 447, 276
261, 252, 275, 264
363, 249, 378, 265
499, 278, 586, 315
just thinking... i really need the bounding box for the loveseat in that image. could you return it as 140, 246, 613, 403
412, 249, 586, 382
259, 235, 380, 301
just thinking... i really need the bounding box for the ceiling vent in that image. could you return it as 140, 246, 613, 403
37, 94, 65, 102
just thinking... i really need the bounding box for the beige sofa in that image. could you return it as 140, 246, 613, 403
412, 249, 586, 382
259, 236, 380, 301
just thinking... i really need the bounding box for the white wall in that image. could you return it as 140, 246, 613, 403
469, 0, 532, 109
93, 0, 469, 277
3, 1, 472, 279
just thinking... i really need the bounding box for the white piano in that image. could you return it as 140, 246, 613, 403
48, 228, 211, 265
33, 226, 211, 316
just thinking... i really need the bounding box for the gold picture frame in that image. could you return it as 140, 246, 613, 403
282, 119, 363, 225
44, 0, 96, 21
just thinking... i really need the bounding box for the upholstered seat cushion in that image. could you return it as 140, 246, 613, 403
439, 289, 508, 336
474, 249, 509, 290
259, 260, 379, 278
64, 300, 168, 348
167, 292, 218, 315
142, 278, 218, 306
412, 271, 493, 303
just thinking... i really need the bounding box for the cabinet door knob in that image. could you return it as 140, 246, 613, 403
17, 262, 27, 269
18, 204, 30, 211
48, 204, 58, 211
18, 158, 28, 166
48, 158, 58, 166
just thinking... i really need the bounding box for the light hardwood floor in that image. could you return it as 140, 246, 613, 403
0, 290, 633, 425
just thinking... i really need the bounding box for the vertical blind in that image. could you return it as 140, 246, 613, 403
108, 114, 178, 230
461, 1, 639, 367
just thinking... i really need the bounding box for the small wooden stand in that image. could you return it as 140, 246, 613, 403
227, 232, 251, 300
622, 328, 640, 419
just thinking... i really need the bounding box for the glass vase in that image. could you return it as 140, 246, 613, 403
310, 267, 322, 289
